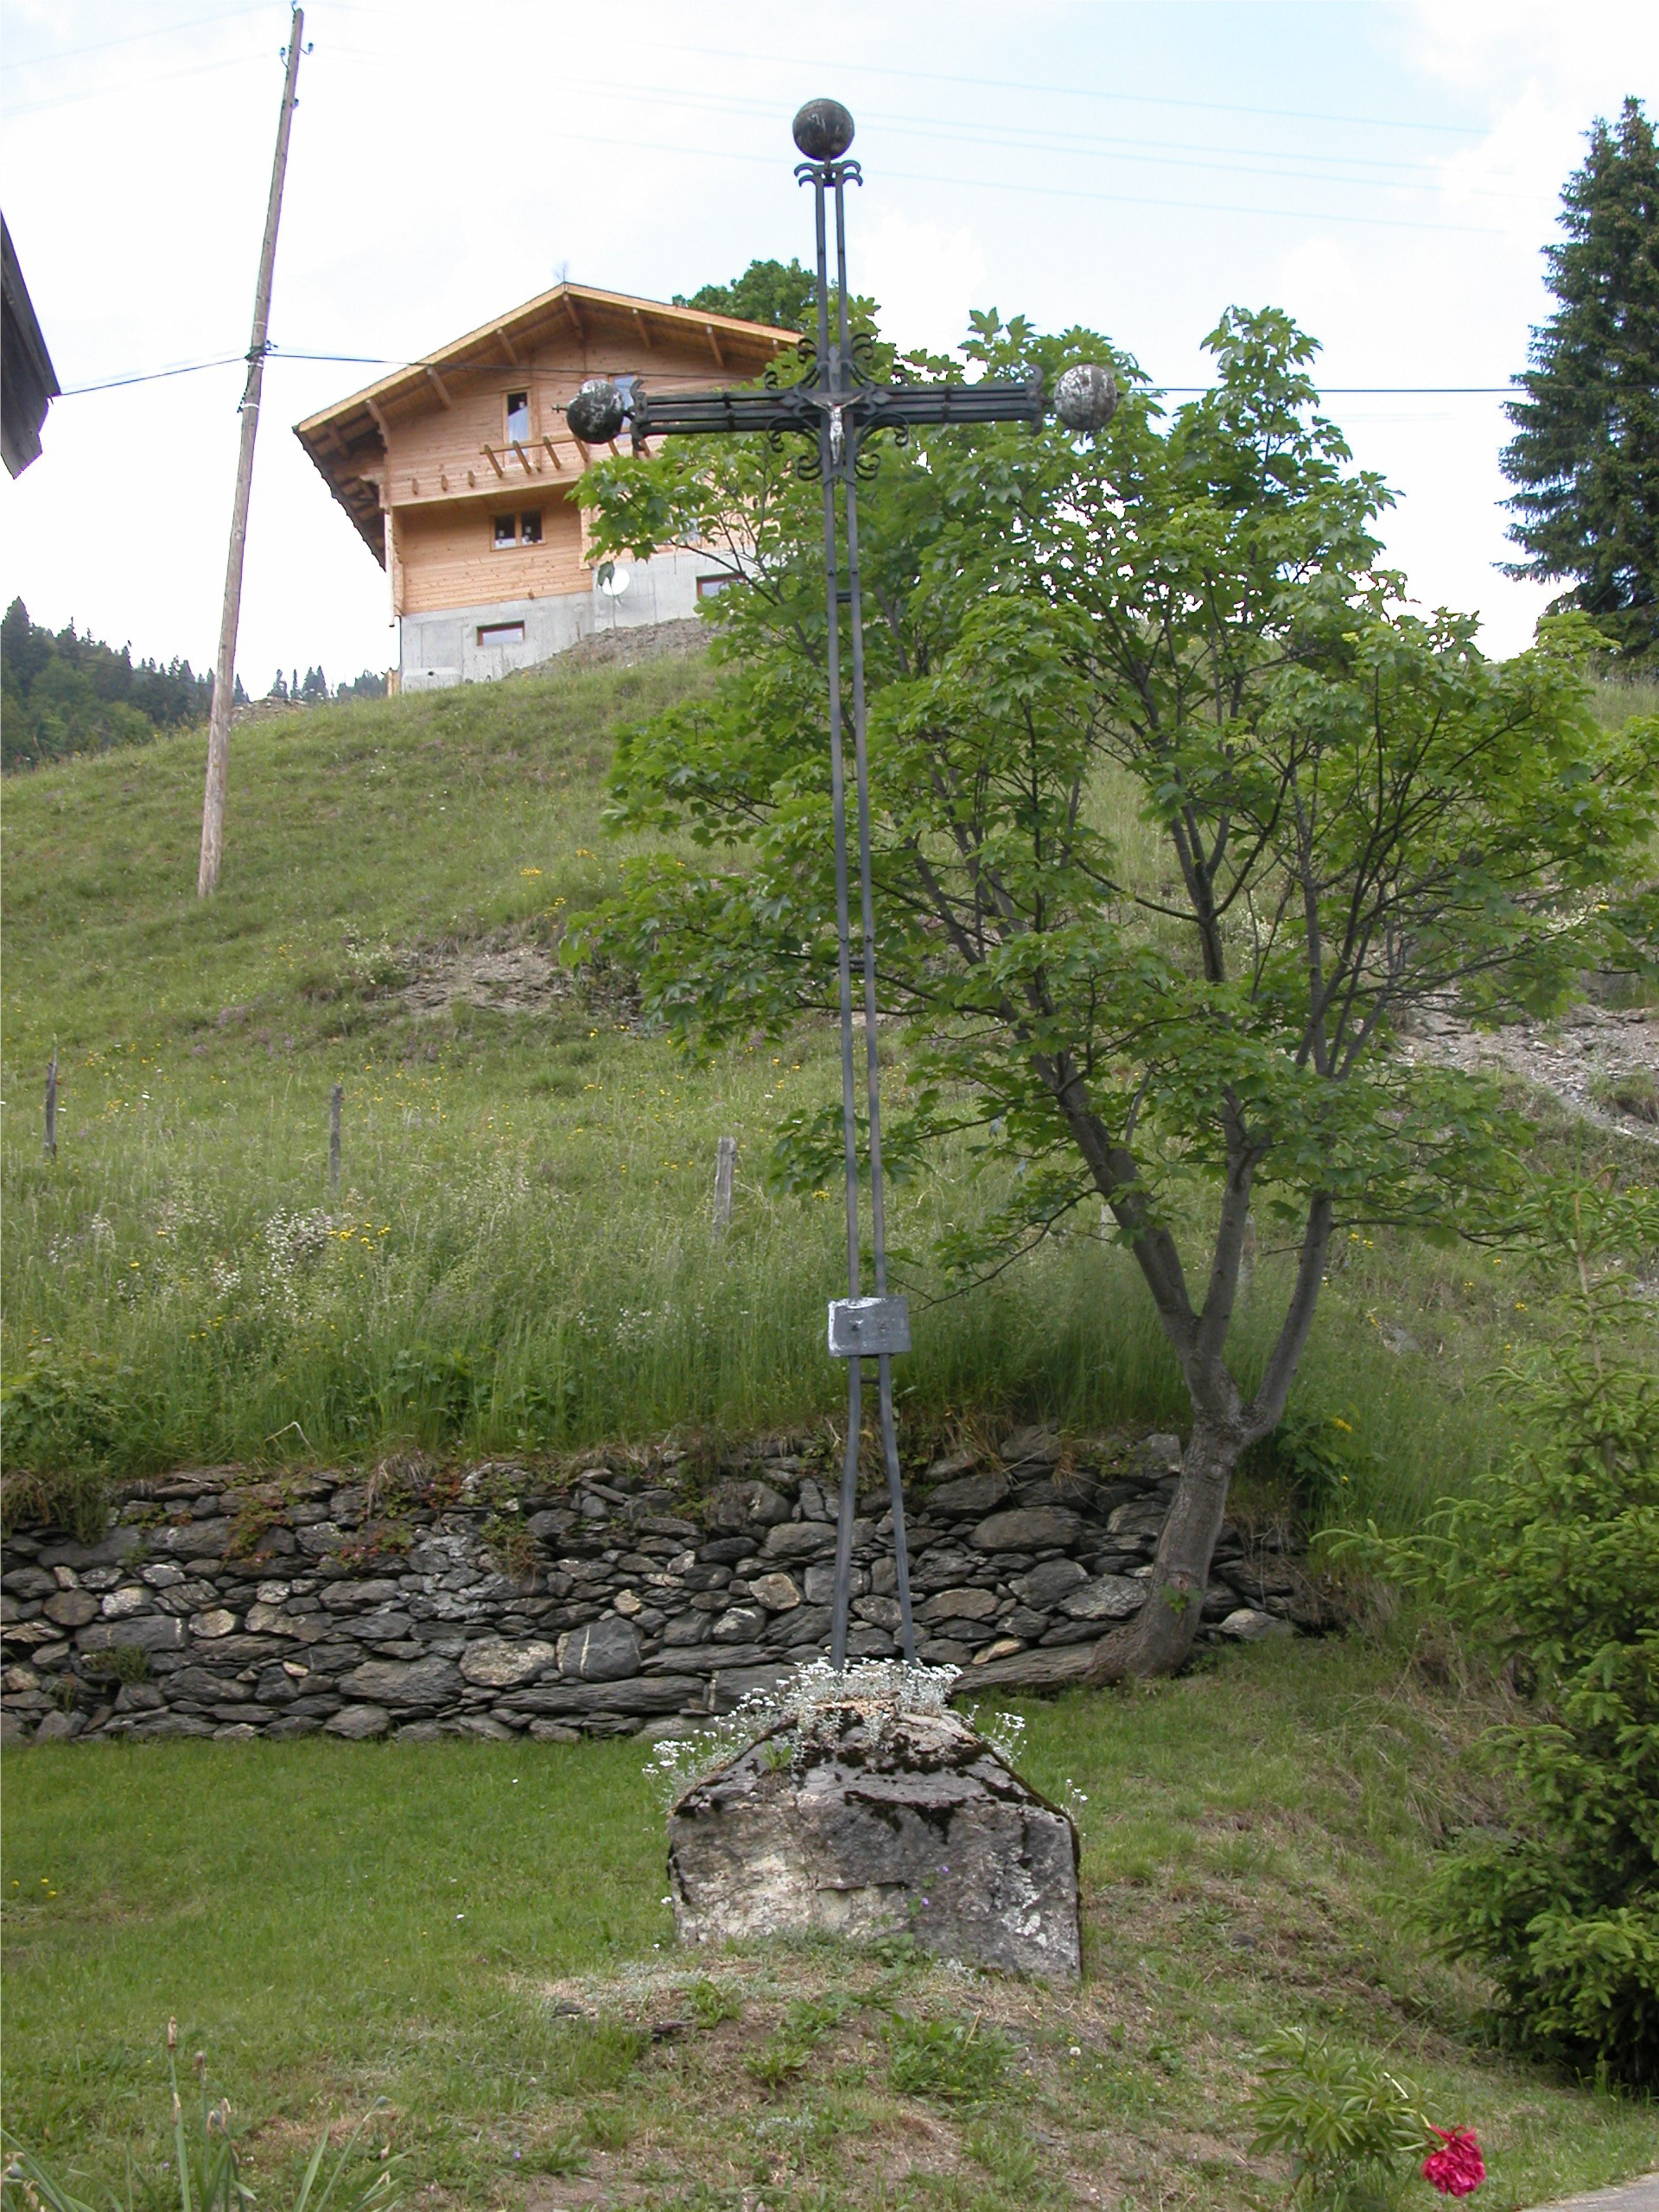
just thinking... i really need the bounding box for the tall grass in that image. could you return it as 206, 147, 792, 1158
1586, 662, 1659, 728
4, 658, 1649, 1531
0, 1001, 1541, 1535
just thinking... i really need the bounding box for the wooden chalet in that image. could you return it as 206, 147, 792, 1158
295, 282, 796, 690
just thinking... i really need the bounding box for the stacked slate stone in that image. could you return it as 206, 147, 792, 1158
0, 1427, 1327, 1745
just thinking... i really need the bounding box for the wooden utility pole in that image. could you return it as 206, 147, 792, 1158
197, 9, 304, 898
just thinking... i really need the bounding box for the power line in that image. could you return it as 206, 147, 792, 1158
0, 49, 264, 121
238, 42, 1514, 235
61, 355, 250, 396
474, 69, 1527, 201
5, 13, 1496, 149
322, 4, 1491, 139
647, 38, 1494, 140
496, 121, 1511, 238
827, 111, 1516, 199
4, 19, 1510, 237
60, 347, 501, 394
99, 33, 1498, 243
1158, 387, 1513, 396
55, 347, 1517, 401
3, 2, 275, 73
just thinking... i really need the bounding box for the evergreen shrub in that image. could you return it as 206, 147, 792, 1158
1332, 1185, 1659, 2084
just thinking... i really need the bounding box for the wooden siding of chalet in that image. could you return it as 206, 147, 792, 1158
395, 491, 587, 615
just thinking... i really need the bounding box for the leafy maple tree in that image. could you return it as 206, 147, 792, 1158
575, 306, 1657, 1678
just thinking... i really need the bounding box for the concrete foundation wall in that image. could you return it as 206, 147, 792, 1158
398, 549, 716, 692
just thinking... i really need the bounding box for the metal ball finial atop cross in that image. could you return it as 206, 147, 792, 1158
790, 95, 855, 164
569, 105, 1117, 1670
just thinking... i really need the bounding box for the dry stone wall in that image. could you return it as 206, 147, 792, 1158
1, 1427, 1327, 1745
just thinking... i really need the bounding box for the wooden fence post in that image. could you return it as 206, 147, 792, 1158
329, 1082, 342, 1190
1238, 1211, 1256, 1294
713, 1135, 735, 1230
43, 1051, 57, 1161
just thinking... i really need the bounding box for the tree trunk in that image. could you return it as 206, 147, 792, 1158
1086, 1407, 1244, 1681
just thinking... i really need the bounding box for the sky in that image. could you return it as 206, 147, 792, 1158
2, 0, 1655, 691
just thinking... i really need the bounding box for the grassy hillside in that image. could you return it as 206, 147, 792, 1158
2, 656, 1650, 1523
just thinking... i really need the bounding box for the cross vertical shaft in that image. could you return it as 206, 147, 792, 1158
800, 149, 919, 1669
563, 96, 1117, 1679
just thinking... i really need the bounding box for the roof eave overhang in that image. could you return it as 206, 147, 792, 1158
295, 283, 798, 443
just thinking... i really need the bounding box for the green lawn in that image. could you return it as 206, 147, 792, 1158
3, 1637, 1656, 2209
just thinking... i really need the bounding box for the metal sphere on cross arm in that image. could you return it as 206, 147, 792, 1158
1053, 362, 1119, 434
792, 98, 855, 162
565, 377, 628, 444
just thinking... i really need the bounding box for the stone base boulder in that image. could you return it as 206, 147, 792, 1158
667, 1703, 1080, 1980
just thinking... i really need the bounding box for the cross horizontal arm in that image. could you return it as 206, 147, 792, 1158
629, 387, 821, 440
626, 369, 1046, 446
862, 372, 1045, 431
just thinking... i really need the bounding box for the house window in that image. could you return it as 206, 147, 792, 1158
696, 573, 734, 601
477, 621, 525, 646
493, 511, 544, 549
505, 390, 530, 442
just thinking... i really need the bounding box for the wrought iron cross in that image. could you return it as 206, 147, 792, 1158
568, 99, 1117, 1671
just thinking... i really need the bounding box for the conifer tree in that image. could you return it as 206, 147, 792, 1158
1502, 97, 1659, 662
1, 599, 212, 769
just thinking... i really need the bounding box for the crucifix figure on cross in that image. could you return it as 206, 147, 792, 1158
567, 98, 1119, 1673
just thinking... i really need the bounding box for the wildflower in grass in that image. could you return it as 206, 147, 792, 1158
1422, 2126, 1485, 2197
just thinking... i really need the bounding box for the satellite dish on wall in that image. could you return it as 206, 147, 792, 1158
597, 564, 632, 598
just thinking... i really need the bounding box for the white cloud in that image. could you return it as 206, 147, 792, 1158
1396, 0, 1659, 104
1433, 86, 1586, 252
856, 214, 988, 358
1274, 238, 1366, 342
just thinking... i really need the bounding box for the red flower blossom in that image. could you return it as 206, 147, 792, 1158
1422, 2126, 1485, 2197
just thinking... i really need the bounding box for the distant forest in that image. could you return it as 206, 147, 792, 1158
1, 600, 387, 772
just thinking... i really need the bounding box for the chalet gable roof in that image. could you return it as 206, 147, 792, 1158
294, 280, 798, 563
